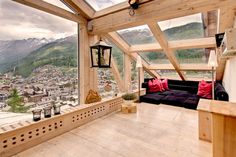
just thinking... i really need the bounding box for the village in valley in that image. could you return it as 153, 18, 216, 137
0, 65, 79, 112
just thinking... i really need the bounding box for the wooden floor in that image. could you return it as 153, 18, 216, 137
14, 103, 212, 157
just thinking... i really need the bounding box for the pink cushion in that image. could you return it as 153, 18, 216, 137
197, 80, 212, 99
161, 79, 169, 90
157, 79, 165, 92
148, 79, 162, 93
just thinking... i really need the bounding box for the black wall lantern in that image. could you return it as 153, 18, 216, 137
129, 0, 139, 9
128, 0, 139, 16
90, 38, 112, 68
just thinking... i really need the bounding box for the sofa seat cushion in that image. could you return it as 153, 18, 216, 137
160, 95, 187, 107
184, 96, 200, 109
160, 90, 192, 97
140, 93, 165, 104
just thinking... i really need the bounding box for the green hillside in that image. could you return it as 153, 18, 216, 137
164, 22, 204, 40
14, 38, 77, 77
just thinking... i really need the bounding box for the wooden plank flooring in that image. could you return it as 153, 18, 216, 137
14, 103, 212, 157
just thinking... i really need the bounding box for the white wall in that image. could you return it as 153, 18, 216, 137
223, 57, 236, 102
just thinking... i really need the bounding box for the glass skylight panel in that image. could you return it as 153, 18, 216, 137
156, 70, 181, 80
182, 71, 212, 81
117, 25, 157, 45
111, 43, 124, 78
144, 71, 153, 78
175, 48, 210, 64
139, 52, 170, 64
158, 13, 204, 41
85, 0, 126, 11
43, 0, 74, 12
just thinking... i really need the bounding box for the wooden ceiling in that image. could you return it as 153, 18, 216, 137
12, 0, 236, 81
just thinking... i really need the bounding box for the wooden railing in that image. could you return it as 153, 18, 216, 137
0, 97, 123, 157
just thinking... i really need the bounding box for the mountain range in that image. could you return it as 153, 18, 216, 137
0, 22, 206, 77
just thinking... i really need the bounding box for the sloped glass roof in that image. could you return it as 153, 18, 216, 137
117, 25, 157, 45
43, 0, 74, 13
158, 13, 204, 41
139, 52, 170, 64
156, 70, 180, 80
85, 0, 126, 11
182, 71, 212, 81
175, 48, 210, 64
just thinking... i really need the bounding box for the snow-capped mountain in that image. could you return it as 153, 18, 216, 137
0, 38, 53, 63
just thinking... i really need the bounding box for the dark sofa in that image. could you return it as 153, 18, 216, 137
140, 79, 229, 110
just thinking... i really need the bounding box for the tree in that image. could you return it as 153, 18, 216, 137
7, 89, 29, 113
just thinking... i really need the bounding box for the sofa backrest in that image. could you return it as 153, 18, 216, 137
143, 78, 199, 94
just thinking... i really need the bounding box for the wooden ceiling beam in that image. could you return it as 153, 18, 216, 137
93, 0, 151, 18
148, 22, 186, 80
216, 7, 236, 81
149, 64, 175, 70
103, 32, 160, 78
180, 64, 212, 71
169, 37, 216, 50
149, 64, 212, 71
61, 0, 94, 19
89, 0, 235, 34
129, 43, 162, 52
13, 0, 86, 24
129, 37, 216, 53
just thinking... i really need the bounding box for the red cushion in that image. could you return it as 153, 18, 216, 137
148, 79, 162, 92
154, 79, 164, 92
197, 80, 212, 99
161, 79, 169, 90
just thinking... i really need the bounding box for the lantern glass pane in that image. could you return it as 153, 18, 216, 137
100, 48, 110, 66
92, 48, 99, 67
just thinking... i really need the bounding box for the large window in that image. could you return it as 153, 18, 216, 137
0, 0, 78, 126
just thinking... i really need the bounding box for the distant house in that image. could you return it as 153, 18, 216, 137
25, 94, 45, 103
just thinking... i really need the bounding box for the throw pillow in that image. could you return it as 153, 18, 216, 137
161, 79, 169, 90
153, 79, 164, 92
148, 79, 161, 93
157, 79, 165, 92
197, 80, 212, 99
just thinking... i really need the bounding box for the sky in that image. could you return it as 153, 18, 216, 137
0, 0, 77, 40
0, 0, 202, 40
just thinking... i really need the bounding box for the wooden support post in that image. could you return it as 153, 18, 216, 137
140, 67, 144, 87
216, 7, 235, 81
124, 54, 132, 92
79, 24, 98, 104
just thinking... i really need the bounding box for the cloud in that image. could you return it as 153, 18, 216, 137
0, 0, 77, 40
